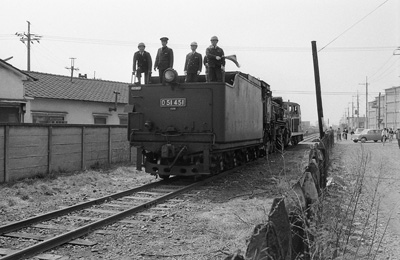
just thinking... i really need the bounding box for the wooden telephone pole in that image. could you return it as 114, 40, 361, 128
311, 41, 325, 138
359, 77, 369, 128
15, 21, 42, 71
65, 58, 79, 82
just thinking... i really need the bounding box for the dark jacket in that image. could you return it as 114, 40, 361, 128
184, 52, 202, 73
155, 46, 174, 70
133, 51, 152, 72
206, 45, 225, 67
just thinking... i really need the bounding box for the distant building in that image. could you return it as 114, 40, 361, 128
367, 86, 400, 130
301, 121, 311, 129
23, 71, 129, 125
0, 59, 36, 123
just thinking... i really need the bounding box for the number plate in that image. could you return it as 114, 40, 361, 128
160, 98, 187, 107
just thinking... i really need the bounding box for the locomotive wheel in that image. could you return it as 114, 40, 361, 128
223, 152, 234, 170
210, 153, 223, 174
235, 150, 245, 166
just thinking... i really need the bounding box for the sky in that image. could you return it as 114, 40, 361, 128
1, 0, 399, 126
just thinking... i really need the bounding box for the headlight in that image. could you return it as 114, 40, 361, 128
163, 68, 179, 84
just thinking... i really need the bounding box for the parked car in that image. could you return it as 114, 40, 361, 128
353, 128, 364, 135
352, 129, 382, 143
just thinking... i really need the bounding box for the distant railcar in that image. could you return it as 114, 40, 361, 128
283, 101, 304, 145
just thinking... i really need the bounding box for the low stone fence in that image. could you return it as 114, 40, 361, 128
0, 124, 135, 183
225, 131, 335, 260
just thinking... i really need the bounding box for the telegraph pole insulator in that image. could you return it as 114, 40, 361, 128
15, 21, 42, 71
65, 58, 79, 82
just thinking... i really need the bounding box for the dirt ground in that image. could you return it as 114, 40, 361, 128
1, 138, 400, 259
333, 136, 400, 259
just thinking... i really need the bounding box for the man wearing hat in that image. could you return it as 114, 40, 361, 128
184, 42, 202, 82
154, 37, 174, 81
133, 42, 152, 84
206, 36, 225, 82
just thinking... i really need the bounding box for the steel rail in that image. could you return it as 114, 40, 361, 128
0, 171, 235, 260
0, 179, 170, 235
299, 133, 320, 143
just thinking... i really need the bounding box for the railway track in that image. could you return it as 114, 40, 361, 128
0, 169, 239, 260
299, 133, 320, 144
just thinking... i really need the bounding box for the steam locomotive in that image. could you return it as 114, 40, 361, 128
127, 70, 303, 178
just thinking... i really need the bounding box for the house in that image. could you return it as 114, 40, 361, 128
0, 59, 36, 123
23, 71, 130, 125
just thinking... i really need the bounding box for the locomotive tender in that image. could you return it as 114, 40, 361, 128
127, 70, 302, 178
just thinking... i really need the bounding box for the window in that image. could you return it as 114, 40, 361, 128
31, 111, 67, 124
93, 113, 109, 125
94, 117, 107, 124
0, 107, 20, 123
119, 114, 128, 125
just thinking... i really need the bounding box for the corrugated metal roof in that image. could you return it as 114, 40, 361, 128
24, 71, 129, 104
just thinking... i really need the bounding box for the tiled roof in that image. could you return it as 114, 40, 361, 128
24, 71, 129, 104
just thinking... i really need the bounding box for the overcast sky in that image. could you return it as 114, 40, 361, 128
1, 0, 399, 125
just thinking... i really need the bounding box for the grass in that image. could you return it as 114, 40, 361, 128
305, 144, 392, 259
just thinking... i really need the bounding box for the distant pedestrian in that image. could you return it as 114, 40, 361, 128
154, 37, 174, 82
184, 42, 202, 82
388, 128, 394, 142
343, 128, 348, 140
381, 128, 388, 146
132, 42, 152, 84
337, 128, 342, 141
396, 129, 400, 149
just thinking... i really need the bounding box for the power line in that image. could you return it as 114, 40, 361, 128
34, 35, 397, 52
318, 0, 390, 52
3, 32, 396, 53
368, 55, 398, 82
274, 90, 384, 96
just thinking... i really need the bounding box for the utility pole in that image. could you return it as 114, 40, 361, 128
378, 92, 381, 129
65, 58, 79, 82
347, 105, 350, 128
357, 91, 359, 128
15, 21, 42, 71
352, 97, 354, 129
395, 87, 397, 129
311, 41, 325, 138
394, 48, 400, 130
359, 77, 368, 128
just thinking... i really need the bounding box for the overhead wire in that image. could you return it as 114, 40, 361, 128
318, 0, 390, 52
273, 90, 382, 96
35, 35, 399, 52
369, 55, 400, 83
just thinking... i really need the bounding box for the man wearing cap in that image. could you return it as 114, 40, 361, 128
184, 42, 202, 82
154, 37, 174, 81
133, 42, 152, 84
206, 36, 225, 82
